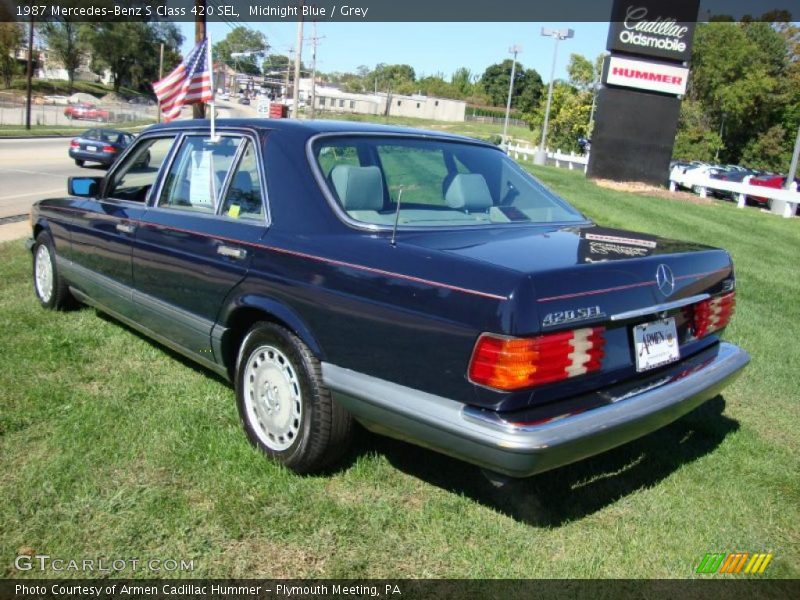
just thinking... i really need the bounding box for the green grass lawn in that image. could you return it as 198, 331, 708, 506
0, 168, 798, 579
0, 121, 157, 138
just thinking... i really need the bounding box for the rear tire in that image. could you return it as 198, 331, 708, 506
74, 159, 84, 167
235, 322, 352, 474
32, 231, 72, 310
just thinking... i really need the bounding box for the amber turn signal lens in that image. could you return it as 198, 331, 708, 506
469, 327, 605, 391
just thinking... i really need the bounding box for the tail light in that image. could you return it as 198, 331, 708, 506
70, 140, 79, 148
689, 292, 736, 339
469, 327, 606, 391
102, 145, 117, 153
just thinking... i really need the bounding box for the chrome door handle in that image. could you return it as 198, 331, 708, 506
217, 245, 247, 260
116, 223, 136, 234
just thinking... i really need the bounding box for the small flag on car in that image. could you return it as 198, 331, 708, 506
153, 38, 213, 122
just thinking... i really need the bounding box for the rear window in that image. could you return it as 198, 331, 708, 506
312, 136, 585, 228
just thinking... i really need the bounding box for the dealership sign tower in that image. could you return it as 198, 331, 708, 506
587, 0, 701, 185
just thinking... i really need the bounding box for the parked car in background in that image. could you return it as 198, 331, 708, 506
29, 119, 749, 479
238, 97, 251, 105
748, 174, 799, 206
64, 103, 111, 122
68, 128, 138, 168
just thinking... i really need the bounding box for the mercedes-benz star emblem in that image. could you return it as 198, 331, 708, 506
656, 264, 675, 297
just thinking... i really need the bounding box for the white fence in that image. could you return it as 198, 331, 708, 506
669, 169, 799, 218
506, 144, 589, 172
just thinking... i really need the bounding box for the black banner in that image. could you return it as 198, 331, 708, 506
2, 579, 799, 600
0, 0, 795, 23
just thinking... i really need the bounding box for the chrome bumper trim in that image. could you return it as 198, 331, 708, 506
609, 293, 710, 321
322, 342, 749, 477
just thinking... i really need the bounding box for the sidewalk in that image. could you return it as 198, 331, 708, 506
0, 221, 29, 243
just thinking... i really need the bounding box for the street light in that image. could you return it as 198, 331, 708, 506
534, 27, 574, 166
502, 44, 522, 149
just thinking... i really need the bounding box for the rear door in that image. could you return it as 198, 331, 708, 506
132, 131, 268, 354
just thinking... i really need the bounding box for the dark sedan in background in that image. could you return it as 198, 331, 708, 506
29, 119, 749, 479
68, 129, 135, 168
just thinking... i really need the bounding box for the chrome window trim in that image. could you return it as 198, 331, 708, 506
103, 132, 180, 203
609, 293, 711, 322
147, 128, 271, 228
305, 131, 590, 233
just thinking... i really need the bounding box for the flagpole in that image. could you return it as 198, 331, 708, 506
206, 34, 217, 141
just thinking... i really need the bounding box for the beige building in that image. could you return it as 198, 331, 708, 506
298, 80, 466, 122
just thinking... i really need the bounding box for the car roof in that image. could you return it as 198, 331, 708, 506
142, 118, 494, 146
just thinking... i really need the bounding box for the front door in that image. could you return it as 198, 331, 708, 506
68, 134, 177, 313
132, 131, 269, 355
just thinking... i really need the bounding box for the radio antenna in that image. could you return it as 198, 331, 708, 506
390, 188, 403, 246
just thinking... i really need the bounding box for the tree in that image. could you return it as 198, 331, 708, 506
38, 20, 82, 92
83, 23, 183, 94
372, 63, 416, 92
214, 27, 268, 75
479, 59, 543, 113
566, 53, 595, 91
451, 67, 474, 96
0, 23, 23, 89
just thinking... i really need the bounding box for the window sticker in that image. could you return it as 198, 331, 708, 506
188, 150, 217, 207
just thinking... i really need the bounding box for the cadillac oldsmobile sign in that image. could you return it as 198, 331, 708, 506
606, 0, 699, 62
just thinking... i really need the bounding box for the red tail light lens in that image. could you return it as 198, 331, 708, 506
690, 292, 736, 338
70, 140, 79, 148
102, 145, 117, 153
469, 327, 606, 391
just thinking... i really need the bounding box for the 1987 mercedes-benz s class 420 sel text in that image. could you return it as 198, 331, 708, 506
27, 119, 749, 478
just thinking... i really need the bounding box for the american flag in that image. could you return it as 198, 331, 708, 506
153, 38, 213, 122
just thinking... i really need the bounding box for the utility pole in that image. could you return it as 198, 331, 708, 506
308, 23, 324, 120
193, 0, 206, 119
25, 13, 34, 130
292, 10, 304, 118
502, 45, 522, 149
157, 43, 164, 123
284, 48, 293, 101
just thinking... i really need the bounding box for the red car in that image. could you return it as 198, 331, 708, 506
64, 103, 111, 122
748, 174, 799, 205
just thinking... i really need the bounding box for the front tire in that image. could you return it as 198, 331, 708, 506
32, 231, 72, 310
235, 322, 352, 474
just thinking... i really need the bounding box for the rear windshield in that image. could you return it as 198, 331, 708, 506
311, 136, 585, 228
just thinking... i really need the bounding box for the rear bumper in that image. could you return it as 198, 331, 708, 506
68, 149, 115, 164
322, 342, 749, 477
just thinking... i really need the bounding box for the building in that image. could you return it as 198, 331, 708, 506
297, 79, 466, 122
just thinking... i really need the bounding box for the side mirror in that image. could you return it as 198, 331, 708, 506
68, 176, 102, 197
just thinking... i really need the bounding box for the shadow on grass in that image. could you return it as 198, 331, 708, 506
343, 396, 738, 527
94, 311, 231, 386
91, 309, 738, 527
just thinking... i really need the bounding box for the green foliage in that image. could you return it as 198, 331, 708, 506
567, 53, 595, 91
0, 23, 23, 89
81, 22, 183, 94
213, 26, 268, 76
683, 20, 798, 167
38, 20, 83, 91
479, 59, 543, 114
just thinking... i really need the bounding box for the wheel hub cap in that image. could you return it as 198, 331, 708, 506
35, 245, 53, 303
243, 345, 302, 451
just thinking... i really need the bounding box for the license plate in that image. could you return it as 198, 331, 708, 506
633, 317, 680, 372
86, 145, 97, 152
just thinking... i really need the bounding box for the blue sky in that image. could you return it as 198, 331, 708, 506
179, 22, 610, 82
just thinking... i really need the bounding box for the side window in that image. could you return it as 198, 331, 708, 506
220, 141, 265, 221
106, 136, 176, 203
157, 136, 242, 213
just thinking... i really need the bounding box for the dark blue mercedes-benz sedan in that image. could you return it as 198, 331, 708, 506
27, 119, 749, 478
